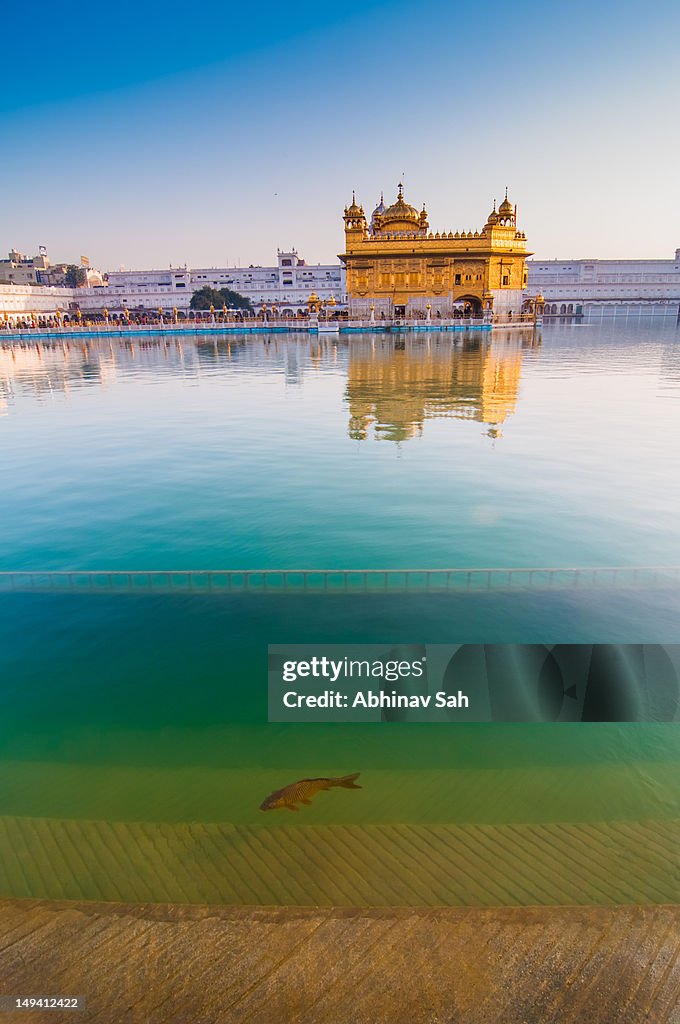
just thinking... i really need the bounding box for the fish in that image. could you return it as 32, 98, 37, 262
259, 773, 362, 812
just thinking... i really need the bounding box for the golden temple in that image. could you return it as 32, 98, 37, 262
340, 185, 532, 320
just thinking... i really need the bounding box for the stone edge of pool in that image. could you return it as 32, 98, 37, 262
1, 898, 679, 1023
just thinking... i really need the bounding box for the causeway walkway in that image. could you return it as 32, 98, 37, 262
0, 317, 540, 343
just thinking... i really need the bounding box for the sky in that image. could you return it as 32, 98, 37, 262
2, 0, 679, 270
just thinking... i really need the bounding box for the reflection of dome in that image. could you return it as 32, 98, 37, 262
380, 183, 420, 230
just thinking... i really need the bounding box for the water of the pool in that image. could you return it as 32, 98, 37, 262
1, 319, 679, 905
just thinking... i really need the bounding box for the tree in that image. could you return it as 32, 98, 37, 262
190, 285, 253, 312
189, 286, 223, 310
64, 265, 87, 288
219, 287, 253, 312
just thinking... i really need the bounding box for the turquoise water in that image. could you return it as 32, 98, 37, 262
1, 320, 680, 904
1, 322, 680, 571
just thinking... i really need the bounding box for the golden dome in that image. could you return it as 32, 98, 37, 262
380, 183, 420, 229
345, 190, 364, 218
498, 188, 513, 216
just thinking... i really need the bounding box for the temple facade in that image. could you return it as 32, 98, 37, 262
340, 185, 531, 319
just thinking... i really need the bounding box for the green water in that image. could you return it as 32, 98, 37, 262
1, 589, 679, 827
1, 321, 680, 904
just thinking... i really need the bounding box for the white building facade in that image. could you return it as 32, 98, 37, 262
102, 268, 193, 311
105, 250, 346, 313
0, 250, 346, 322
0, 284, 85, 320
527, 251, 680, 315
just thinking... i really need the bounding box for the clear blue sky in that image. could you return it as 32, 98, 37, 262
3, 0, 679, 269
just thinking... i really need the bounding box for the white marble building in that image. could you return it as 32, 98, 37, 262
105, 250, 346, 312
0, 284, 86, 320
527, 251, 680, 315
0, 250, 346, 322
102, 268, 193, 311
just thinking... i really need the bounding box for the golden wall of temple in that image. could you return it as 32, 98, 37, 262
340, 185, 532, 319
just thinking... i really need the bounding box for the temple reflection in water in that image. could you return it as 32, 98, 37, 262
346, 330, 540, 441
0, 332, 540, 439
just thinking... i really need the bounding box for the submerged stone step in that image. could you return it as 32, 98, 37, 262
1, 815, 679, 907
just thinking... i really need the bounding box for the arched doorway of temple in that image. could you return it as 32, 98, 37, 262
453, 295, 483, 317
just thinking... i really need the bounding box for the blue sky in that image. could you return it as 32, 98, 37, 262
3, 0, 679, 269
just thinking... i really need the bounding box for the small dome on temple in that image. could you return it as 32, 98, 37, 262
346, 190, 364, 217
498, 188, 514, 216
370, 192, 386, 232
